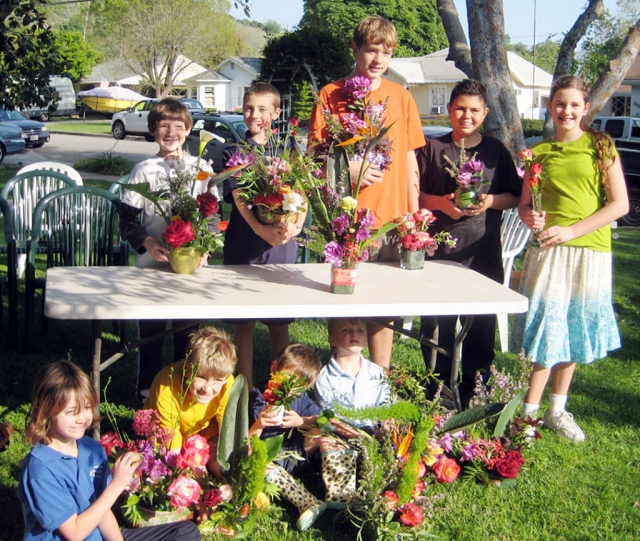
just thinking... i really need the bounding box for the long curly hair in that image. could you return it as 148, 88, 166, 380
24, 361, 99, 446
549, 75, 616, 189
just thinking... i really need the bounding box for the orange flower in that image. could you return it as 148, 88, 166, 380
218, 220, 229, 232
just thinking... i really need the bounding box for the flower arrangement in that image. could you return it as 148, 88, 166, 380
519, 148, 547, 213
443, 138, 490, 209
99, 409, 211, 526
394, 208, 456, 254
226, 120, 309, 225
262, 371, 309, 411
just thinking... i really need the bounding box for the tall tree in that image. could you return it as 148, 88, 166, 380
54, 30, 102, 82
92, 0, 241, 97
1, 0, 65, 109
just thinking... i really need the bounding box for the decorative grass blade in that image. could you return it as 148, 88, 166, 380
440, 403, 505, 434
263, 434, 285, 464
217, 375, 249, 478
493, 391, 525, 438
326, 143, 352, 198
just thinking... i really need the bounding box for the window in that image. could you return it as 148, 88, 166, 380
611, 96, 630, 117
604, 119, 624, 139
204, 86, 215, 109
237, 87, 245, 109
632, 119, 640, 139
430, 86, 447, 115
514, 88, 522, 96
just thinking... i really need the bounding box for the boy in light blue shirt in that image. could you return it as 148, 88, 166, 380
315, 318, 390, 422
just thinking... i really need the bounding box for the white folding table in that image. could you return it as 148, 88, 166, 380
45, 261, 528, 414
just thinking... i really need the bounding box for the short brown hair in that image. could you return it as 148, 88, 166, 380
186, 326, 237, 379
25, 361, 99, 446
274, 344, 322, 386
449, 79, 488, 106
352, 15, 398, 51
148, 98, 193, 134
243, 82, 281, 109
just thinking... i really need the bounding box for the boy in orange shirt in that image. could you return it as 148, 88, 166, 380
308, 15, 425, 369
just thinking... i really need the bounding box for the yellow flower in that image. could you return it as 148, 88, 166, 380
340, 196, 358, 212
254, 491, 270, 509
170, 215, 182, 222
422, 442, 444, 467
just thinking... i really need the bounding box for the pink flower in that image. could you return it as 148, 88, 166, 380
433, 456, 460, 483
399, 503, 424, 527
412, 479, 426, 498
167, 476, 202, 510
530, 162, 543, 176
132, 409, 162, 437
412, 208, 435, 225
382, 490, 399, 510
519, 148, 534, 161
219, 484, 233, 502
98, 432, 123, 456
175, 434, 210, 473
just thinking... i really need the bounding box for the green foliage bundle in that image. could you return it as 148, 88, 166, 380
74, 150, 135, 176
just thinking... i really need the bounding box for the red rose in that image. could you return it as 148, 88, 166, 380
494, 450, 524, 479
254, 194, 266, 205
203, 488, 223, 508
164, 218, 195, 248
528, 176, 540, 189
290, 118, 299, 127
382, 490, 399, 510
98, 431, 123, 456
530, 162, 543, 176
399, 503, 424, 527
433, 456, 460, 483
197, 192, 219, 217
264, 192, 284, 210
262, 388, 277, 405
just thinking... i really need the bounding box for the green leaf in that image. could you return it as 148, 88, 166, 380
217, 375, 249, 478
499, 477, 518, 489
440, 403, 505, 434
263, 434, 285, 463
493, 391, 525, 438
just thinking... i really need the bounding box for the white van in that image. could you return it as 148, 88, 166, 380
22, 76, 76, 121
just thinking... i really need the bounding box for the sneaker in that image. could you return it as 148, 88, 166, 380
543, 410, 585, 442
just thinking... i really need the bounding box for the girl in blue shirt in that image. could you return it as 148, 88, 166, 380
18, 361, 200, 541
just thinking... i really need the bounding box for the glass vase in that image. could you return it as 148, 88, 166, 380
331, 264, 358, 294
169, 247, 201, 274
454, 186, 479, 209
400, 248, 426, 270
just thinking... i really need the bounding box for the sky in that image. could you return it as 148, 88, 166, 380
230, 0, 621, 48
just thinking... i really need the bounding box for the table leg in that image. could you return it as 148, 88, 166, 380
451, 316, 473, 412
91, 319, 103, 438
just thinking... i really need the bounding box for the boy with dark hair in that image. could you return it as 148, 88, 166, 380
308, 15, 425, 370
417, 78, 521, 408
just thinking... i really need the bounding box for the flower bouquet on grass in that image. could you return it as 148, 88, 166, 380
226, 119, 309, 225
99, 409, 212, 526
394, 209, 456, 270
519, 148, 547, 246
443, 138, 490, 209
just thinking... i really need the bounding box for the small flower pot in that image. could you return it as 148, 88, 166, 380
169, 247, 201, 274
254, 208, 299, 226
331, 264, 357, 294
269, 404, 285, 424
400, 248, 425, 270
455, 187, 479, 209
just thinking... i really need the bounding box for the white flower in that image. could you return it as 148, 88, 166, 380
198, 130, 222, 158
282, 191, 305, 212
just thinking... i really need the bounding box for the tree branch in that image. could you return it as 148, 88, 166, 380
436, 0, 473, 77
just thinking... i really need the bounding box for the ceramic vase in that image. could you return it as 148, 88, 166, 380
132, 505, 194, 527
169, 247, 201, 275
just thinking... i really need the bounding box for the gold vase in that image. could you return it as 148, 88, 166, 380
254, 207, 299, 226
132, 505, 194, 527
169, 247, 201, 274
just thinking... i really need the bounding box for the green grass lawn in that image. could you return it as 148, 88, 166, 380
1, 169, 639, 540
47, 120, 112, 135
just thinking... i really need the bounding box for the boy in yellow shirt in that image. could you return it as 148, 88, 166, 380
146, 327, 237, 478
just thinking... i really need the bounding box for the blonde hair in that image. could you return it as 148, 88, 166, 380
24, 361, 99, 446
186, 327, 237, 379
327, 317, 367, 337
549, 75, 616, 188
352, 15, 398, 51
243, 82, 281, 110
148, 98, 193, 134
274, 344, 322, 386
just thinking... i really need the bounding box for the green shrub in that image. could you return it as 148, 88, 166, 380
74, 150, 135, 176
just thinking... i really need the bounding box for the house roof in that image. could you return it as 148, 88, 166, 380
214, 56, 262, 75
182, 70, 229, 84
388, 48, 553, 89
622, 56, 640, 83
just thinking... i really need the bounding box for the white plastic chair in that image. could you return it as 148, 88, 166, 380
18, 161, 83, 185
498, 208, 531, 352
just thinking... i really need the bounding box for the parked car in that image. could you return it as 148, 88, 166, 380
111, 98, 159, 141
180, 98, 204, 112
0, 122, 26, 164
0, 107, 50, 148
185, 113, 248, 172
524, 136, 640, 227
422, 125, 452, 140
591, 117, 640, 150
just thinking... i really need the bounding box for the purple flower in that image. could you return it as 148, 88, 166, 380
324, 241, 344, 266
344, 76, 372, 100
147, 458, 171, 482
460, 441, 480, 462
226, 152, 255, 168
365, 102, 386, 121
516, 166, 525, 178
331, 214, 350, 235
461, 159, 483, 174
437, 433, 453, 453
456, 171, 473, 186
342, 113, 366, 135
357, 209, 374, 229
355, 226, 370, 242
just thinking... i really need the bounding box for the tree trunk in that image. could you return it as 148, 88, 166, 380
587, 18, 640, 122
436, 0, 473, 77
542, 0, 605, 137
467, 0, 524, 159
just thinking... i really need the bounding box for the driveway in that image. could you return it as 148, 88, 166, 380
2, 133, 156, 171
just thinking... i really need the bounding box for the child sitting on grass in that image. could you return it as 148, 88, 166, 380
249, 344, 360, 530
146, 326, 236, 478
19, 360, 200, 541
